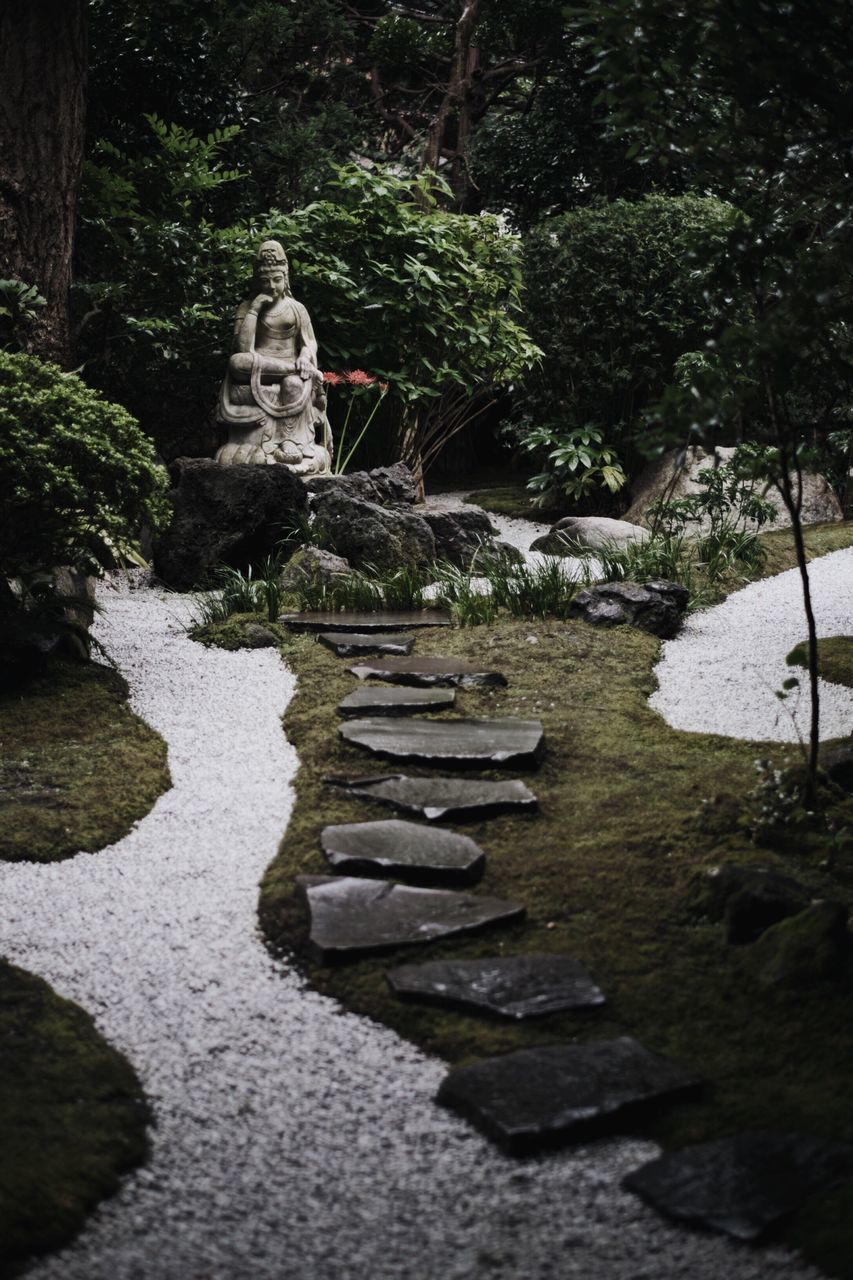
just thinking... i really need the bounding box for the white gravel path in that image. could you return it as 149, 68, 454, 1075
0, 579, 824, 1279
651, 548, 853, 742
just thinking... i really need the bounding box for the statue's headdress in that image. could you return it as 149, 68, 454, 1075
256, 240, 289, 274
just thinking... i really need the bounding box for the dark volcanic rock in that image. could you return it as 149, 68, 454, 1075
822, 742, 853, 792
296, 875, 525, 962
240, 623, 280, 649
750, 900, 850, 987
436, 1037, 700, 1154
568, 580, 689, 639
319, 632, 415, 657
328, 774, 538, 821
422, 508, 498, 568
310, 489, 435, 571
281, 610, 451, 633
623, 1131, 853, 1241
303, 462, 417, 507
152, 457, 307, 590
386, 954, 606, 1019
684, 863, 812, 944
320, 819, 485, 885
339, 717, 544, 769
279, 546, 351, 594
337, 687, 456, 718
349, 656, 507, 688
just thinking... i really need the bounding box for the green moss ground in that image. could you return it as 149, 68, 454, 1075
246, 519, 853, 1277
0, 959, 149, 1277
465, 484, 563, 521
0, 660, 170, 863
787, 636, 853, 690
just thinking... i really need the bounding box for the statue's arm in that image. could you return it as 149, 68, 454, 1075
234, 292, 273, 353
294, 301, 319, 373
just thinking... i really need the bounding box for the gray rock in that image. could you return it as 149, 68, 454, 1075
684, 863, 812, 944
327, 774, 539, 822
569, 580, 689, 638
369, 462, 418, 506
422, 508, 498, 568
436, 1037, 700, 1155
530, 516, 649, 556
337, 688, 456, 718
303, 462, 417, 507
281, 609, 451, 633
320, 819, 485, 886
296, 875, 525, 962
822, 742, 853, 792
319, 632, 415, 657
240, 623, 280, 649
339, 717, 545, 770
279, 546, 351, 594
623, 1131, 853, 1241
386, 954, 606, 1019
624, 445, 842, 532
310, 489, 435, 571
152, 457, 307, 590
750, 900, 850, 987
349, 656, 508, 688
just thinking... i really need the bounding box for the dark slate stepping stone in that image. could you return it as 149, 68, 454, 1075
349, 655, 507, 688
623, 1131, 853, 1241
337, 688, 456, 718
319, 632, 415, 657
326, 774, 539, 822
339, 718, 544, 770
296, 875, 526, 963
281, 610, 451, 633
386, 954, 605, 1019
436, 1037, 700, 1155
320, 819, 485, 886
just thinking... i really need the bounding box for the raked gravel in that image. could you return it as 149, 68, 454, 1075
1, 577, 826, 1279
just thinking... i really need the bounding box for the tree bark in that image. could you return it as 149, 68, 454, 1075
420, 0, 481, 206
0, 2, 88, 367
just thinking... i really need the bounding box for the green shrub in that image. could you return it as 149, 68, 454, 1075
0, 351, 169, 579
513, 194, 741, 499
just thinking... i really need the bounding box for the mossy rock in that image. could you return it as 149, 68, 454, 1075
787, 635, 853, 690
750, 901, 851, 988
0, 960, 149, 1275
0, 660, 170, 863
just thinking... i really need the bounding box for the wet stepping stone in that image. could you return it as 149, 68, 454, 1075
386, 954, 605, 1019
281, 610, 451, 633
297, 876, 525, 962
338, 687, 456, 718
436, 1036, 700, 1155
623, 1131, 853, 1241
320, 819, 485, 886
349, 655, 507, 688
326, 774, 539, 822
339, 718, 544, 770
319, 632, 415, 657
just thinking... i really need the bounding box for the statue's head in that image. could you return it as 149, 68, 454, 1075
255, 239, 290, 296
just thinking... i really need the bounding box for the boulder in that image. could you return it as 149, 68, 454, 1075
624, 446, 843, 532
684, 863, 812, 944
530, 516, 649, 556
822, 743, 853, 793
309, 489, 435, 572
568, 580, 688, 639
422, 508, 499, 567
750, 901, 850, 987
152, 457, 307, 590
240, 623, 280, 649
303, 462, 418, 507
279, 546, 351, 595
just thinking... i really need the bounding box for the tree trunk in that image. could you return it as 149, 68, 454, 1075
420, 0, 481, 207
0, 2, 88, 367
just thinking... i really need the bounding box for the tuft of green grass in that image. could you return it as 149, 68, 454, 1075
787, 636, 853, 690
0, 959, 149, 1275
0, 660, 170, 863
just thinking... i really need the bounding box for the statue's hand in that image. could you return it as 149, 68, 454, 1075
296, 351, 315, 380
250, 292, 274, 313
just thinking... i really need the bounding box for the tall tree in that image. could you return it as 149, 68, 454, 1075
0, 2, 88, 367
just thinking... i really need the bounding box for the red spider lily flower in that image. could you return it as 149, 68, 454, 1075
343, 369, 376, 386
322, 370, 344, 385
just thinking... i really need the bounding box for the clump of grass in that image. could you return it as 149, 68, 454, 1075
474, 549, 581, 619
431, 561, 498, 626
295, 562, 430, 612
189, 553, 290, 627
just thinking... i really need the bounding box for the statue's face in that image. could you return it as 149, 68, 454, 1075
260, 269, 287, 298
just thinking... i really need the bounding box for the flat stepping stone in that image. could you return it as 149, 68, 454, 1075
436, 1036, 700, 1155
349, 655, 507, 688
339, 718, 544, 770
337, 687, 456, 718
623, 1131, 853, 1241
296, 875, 525, 963
386, 954, 605, 1019
320, 819, 485, 886
319, 632, 415, 657
326, 774, 539, 822
281, 610, 451, 633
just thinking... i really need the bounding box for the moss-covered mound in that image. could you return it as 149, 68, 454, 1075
0, 660, 170, 863
0, 960, 149, 1276
787, 635, 853, 690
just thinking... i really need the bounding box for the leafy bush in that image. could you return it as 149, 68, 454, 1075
512, 194, 740, 500
0, 351, 169, 579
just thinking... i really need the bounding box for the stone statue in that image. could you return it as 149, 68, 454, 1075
215, 240, 332, 472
